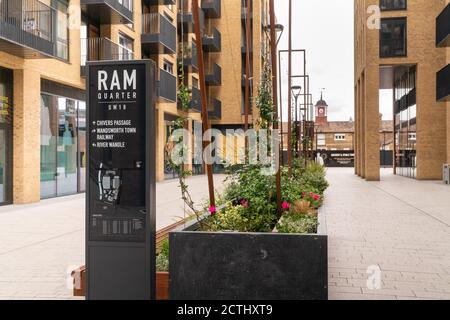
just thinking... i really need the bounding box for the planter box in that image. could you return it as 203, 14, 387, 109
156, 272, 169, 300
169, 209, 328, 300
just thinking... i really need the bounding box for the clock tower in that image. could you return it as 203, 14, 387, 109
315, 92, 328, 126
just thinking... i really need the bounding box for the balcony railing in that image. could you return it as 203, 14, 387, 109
158, 69, 177, 102
436, 3, 450, 47
203, 27, 221, 52
437, 64, 450, 101
178, 4, 205, 33
0, 0, 56, 58
208, 98, 222, 120
80, 37, 133, 76
179, 41, 198, 70
142, 13, 176, 54
80, 0, 133, 24
189, 87, 202, 113
202, 0, 221, 19
205, 62, 221, 86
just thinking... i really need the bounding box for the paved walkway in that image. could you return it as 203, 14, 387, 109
0, 175, 225, 300
325, 168, 450, 300
1, 169, 450, 300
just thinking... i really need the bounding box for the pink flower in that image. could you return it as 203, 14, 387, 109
310, 192, 314, 196
209, 206, 217, 215
313, 194, 320, 201
282, 201, 291, 210
301, 192, 306, 198
240, 199, 249, 208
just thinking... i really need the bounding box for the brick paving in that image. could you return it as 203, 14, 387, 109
0, 175, 225, 300
325, 168, 450, 300
1, 169, 449, 300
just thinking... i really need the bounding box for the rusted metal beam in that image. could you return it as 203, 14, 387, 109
192, 0, 215, 207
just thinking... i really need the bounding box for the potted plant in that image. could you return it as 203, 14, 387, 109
168, 163, 329, 300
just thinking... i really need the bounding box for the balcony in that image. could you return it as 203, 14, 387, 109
178, 6, 205, 33
179, 42, 198, 70
157, 69, 177, 102
205, 63, 221, 86
202, 0, 221, 19
208, 98, 222, 120
436, 3, 450, 47
80, 0, 133, 25
0, 0, 56, 58
80, 37, 133, 76
143, 0, 176, 5
142, 13, 176, 55
203, 27, 221, 52
437, 64, 450, 101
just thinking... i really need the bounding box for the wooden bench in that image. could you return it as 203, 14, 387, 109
72, 218, 190, 298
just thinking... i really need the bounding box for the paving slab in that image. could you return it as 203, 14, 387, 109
325, 168, 450, 300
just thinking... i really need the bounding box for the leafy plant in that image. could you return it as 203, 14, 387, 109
156, 239, 169, 272
276, 214, 318, 234
255, 62, 275, 130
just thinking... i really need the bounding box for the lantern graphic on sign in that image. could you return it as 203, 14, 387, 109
97, 163, 122, 205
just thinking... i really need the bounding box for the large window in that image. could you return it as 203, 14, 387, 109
40, 93, 85, 199
118, 33, 134, 60
394, 66, 416, 179
380, 0, 407, 11
380, 18, 407, 58
0, 67, 12, 205
55, 0, 69, 60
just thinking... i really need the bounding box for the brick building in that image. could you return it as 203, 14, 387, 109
0, 0, 270, 205
354, 0, 450, 181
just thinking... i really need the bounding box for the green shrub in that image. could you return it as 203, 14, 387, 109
156, 239, 169, 272
276, 214, 319, 234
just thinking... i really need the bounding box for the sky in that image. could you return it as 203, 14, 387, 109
276, 0, 355, 122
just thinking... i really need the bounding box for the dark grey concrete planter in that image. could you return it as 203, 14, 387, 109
169, 208, 328, 300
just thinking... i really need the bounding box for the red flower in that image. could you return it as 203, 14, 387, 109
313, 194, 320, 201
282, 201, 291, 210
209, 206, 217, 216
301, 192, 306, 197
240, 199, 249, 208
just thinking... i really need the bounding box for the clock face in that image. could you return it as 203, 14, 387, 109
318, 108, 325, 115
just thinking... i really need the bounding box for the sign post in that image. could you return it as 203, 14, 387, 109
86, 60, 156, 300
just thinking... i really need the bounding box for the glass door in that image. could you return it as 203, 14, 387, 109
78, 101, 86, 192
40, 94, 58, 198
0, 126, 9, 204
56, 97, 78, 196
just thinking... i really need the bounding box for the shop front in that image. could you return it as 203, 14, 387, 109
40, 81, 86, 199
0, 67, 12, 206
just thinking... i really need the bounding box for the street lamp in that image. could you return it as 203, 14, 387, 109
264, 24, 284, 45
291, 85, 302, 156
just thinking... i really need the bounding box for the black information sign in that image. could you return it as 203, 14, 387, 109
86, 61, 156, 300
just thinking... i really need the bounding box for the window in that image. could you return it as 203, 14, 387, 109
334, 134, 346, 141
380, 18, 407, 58
118, 0, 133, 11
118, 33, 134, 60
380, 0, 407, 11
163, 60, 174, 74
55, 0, 69, 60
192, 77, 199, 89
317, 134, 326, 146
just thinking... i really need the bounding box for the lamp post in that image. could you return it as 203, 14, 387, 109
291, 85, 302, 157
269, 0, 282, 215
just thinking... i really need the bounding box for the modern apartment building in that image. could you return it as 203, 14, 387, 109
0, 0, 270, 205
354, 0, 450, 181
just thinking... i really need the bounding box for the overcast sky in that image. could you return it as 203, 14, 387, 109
276, 0, 355, 121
